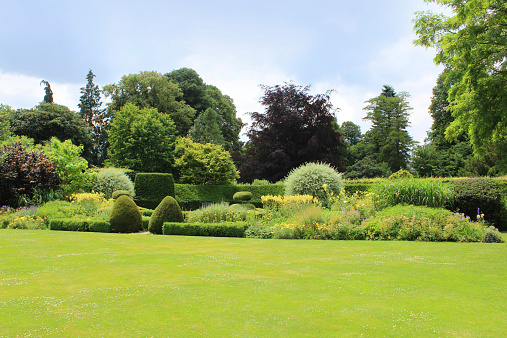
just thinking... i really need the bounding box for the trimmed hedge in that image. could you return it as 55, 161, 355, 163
135, 173, 175, 209
49, 218, 110, 233
162, 222, 248, 237
343, 183, 373, 195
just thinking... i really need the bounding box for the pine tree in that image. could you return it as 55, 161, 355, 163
40, 80, 53, 103
187, 108, 226, 146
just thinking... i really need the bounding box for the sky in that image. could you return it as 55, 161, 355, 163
0, 0, 447, 144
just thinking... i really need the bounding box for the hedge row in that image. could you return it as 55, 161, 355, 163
162, 221, 248, 237
135, 173, 175, 209
50, 218, 110, 233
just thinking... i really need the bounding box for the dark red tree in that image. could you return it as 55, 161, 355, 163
238, 83, 345, 183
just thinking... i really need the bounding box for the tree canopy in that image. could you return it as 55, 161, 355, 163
238, 83, 345, 183
414, 0, 507, 172
187, 108, 226, 146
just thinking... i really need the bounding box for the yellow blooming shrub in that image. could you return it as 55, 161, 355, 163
261, 195, 319, 209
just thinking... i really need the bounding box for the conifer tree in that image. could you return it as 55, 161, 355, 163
187, 108, 226, 146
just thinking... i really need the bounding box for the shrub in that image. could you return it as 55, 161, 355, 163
93, 168, 135, 200
449, 178, 507, 230
149, 196, 184, 234
134, 173, 174, 209
163, 222, 248, 238
187, 202, 247, 223
0, 141, 60, 207
389, 169, 414, 180
233, 191, 252, 203
112, 190, 131, 199
285, 162, 344, 207
372, 178, 453, 211
49, 218, 110, 233
109, 195, 143, 233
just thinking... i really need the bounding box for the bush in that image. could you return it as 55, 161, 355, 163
109, 195, 143, 233
233, 191, 252, 203
93, 168, 135, 200
112, 190, 131, 199
0, 141, 60, 207
372, 178, 453, 211
449, 178, 507, 230
389, 169, 414, 180
134, 173, 175, 209
187, 202, 248, 223
163, 222, 248, 237
49, 218, 110, 233
149, 196, 184, 234
285, 162, 344, 207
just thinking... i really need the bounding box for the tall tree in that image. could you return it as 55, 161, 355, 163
40, 80, 53, 103
187, 108, 226, 146
363, 85, 415, 172
414, 0, 507, 173
0, 104, 13, 141
78, 70, 108, 165
340, 121, 362, 146
239, 83, 345, 183
103, 71, 196, 136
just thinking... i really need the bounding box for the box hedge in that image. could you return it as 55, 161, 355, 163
162, 221, 248, 237
49, 218, 110, 233
135, 173, 175, 209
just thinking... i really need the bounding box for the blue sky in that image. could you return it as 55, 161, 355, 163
0, 0, 446, 143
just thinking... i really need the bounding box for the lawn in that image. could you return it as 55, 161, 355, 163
0, 230, 505, 337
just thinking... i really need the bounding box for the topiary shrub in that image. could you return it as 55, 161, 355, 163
93, 168, 135, 200
285, 162, 344, 207
389, 169, 414, 180
135, 173, 175, 209
449, 178, 507, 230
112, 190, 131, 199
109, 195, 143, 233
148, 196, 184, 234
233, 191, 252, 203
230, 203, 256, 211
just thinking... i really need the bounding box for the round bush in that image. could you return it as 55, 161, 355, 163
230, 203, 256, 211
92, 169, 135, 200
149, 196, 184, 234
233, 191, 252, 203
389, 169, 414, 180
112, 190, 130, 199
109, 195, 143, 233
284, 162, 343, 206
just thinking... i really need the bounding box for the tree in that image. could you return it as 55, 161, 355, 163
103, 71, 196, 136
166, 68, 243, 151
414, 0, 507, 173
78, 70, 108, 165
363, 85, 415, 172
173, 137, 239, 185
340, 121, 362, 146
0, 104, 13, 141
40, 80, 53, 103
187, 108, 226, 146
343, 155, 391, 179
9, 103, 94, 162
107, 103, 177, 173
239, 83, 345, 183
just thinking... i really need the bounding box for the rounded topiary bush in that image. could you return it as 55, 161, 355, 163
149, 196, 184, 234
109, 195, 143, 233
233, 191, 252, 203
93, 168, 135, 200
285, 162, 343, 206
112, 190, 130, 199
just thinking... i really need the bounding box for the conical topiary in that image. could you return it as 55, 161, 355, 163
149, 196, 184, 234
109, 195, 143, 233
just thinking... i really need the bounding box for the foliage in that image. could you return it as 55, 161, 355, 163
343, 155, 391, 179
233, 191, 252, 203
186, 202, 248, 223
149, 196, 184, 234
9, 103, 94, 162
0, 142, 60, 207
92, 168, 135, 200
261, 194, 317, 210
0, 103, 13, 141
411, 142, 473, 178
163, 221, 248, 237
49, 218, 110, 232
69, 192, 114, 217
449, 178, 506, 230
78, 69, 108, 166
109, 195, 143, 233
239, 82, 346, 183
285, 162, 344, 207
134, 173, 175, 209
414, 0, 507, 172
40, 80, 53, 103
372, 178, 454, 211
340, 121, 362, 146
112, 190, 131, 199
362, 86, 415, 172
107, 103, 177, 173
251, 179, 271, 185
43, 138, 96, 196
103, 71, 196, 136
187, 108, 225, 147
173, 137, 239, 185
389, 169, 414, 180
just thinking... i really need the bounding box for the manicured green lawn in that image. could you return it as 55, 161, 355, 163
0, 230, 505, 337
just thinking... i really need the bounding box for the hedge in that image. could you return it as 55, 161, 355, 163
135, 173, 175, 209
162, 221, 248, 237
49, 218, 110, 233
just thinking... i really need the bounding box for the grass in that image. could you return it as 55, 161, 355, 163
0, 230, 506, 337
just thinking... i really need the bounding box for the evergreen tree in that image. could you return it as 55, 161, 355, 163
78, 70, 108, 165
363, 85, 415, 172
187, 108, 226, 146
40, 80, 53, 103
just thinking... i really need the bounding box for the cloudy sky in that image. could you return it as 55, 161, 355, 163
0, 0, 446, 143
